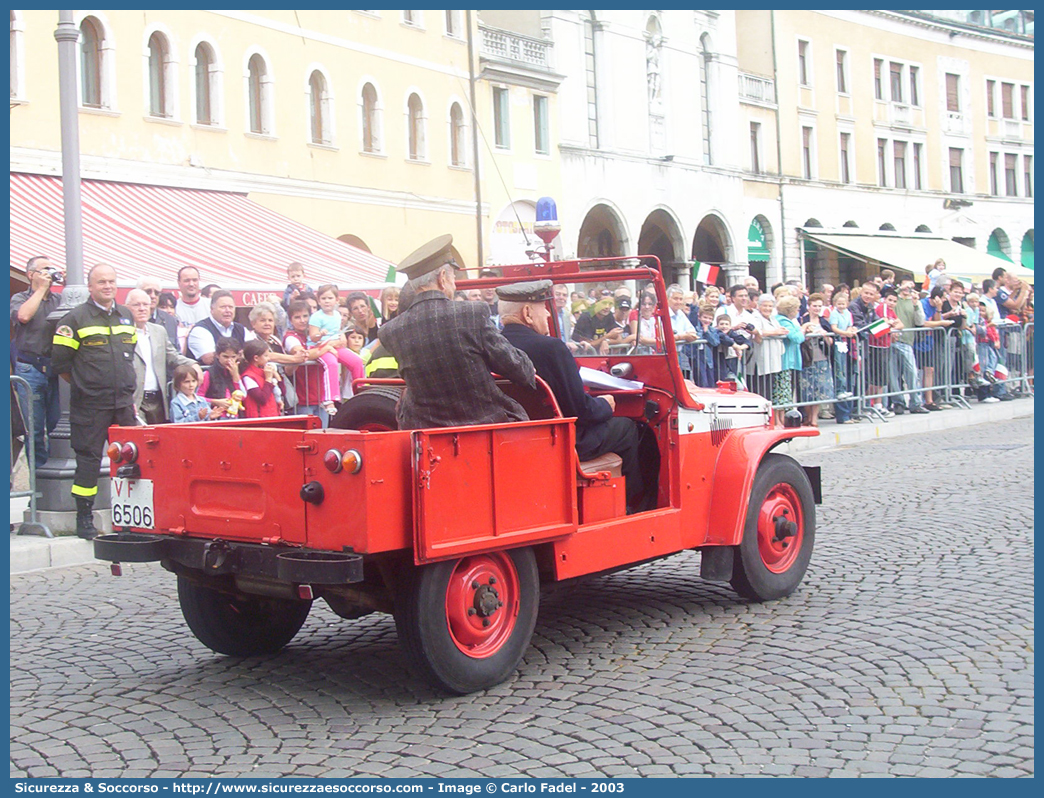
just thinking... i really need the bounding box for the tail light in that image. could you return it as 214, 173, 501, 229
120, 442, 139, 463
323, 448, 363, 474
107, 442, 123, 463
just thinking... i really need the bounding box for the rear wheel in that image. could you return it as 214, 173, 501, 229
395, 547, 539, 695
331, 387, 402, 432
177, 577, 312, 656
731, 454, 815, 602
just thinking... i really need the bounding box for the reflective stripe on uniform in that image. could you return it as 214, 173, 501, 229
110, 325, 136, 336
52, 335, 80, 350
71, 483, 99, 497
77, 326, 112, 337
365, 356, 398, 376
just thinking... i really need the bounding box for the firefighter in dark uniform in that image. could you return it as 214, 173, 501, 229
51, 264, 138, 539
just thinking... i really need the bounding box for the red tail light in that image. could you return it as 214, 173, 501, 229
120, 442, 139, 463
324, 449, 344, 473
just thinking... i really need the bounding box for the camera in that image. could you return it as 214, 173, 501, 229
43, 266, 65, 285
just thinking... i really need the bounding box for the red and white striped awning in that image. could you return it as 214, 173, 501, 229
10, 172, 395, 303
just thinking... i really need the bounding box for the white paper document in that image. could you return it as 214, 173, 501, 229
578, 366, 644, 392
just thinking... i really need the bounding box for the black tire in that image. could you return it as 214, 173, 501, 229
331, 386, 402, 431
730, 453, 815, 602
177, 577, 312, 657
395, 547, 539, 695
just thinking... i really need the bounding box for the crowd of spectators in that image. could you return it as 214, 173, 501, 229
12, 257, 1034, 449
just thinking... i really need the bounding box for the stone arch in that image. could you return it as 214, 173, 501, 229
1020, 229, 1034, 270
804, 218, 823, 228
338, 234, 370, 253
639, 207, 685, 275
988, 228, 1013, 261
577, 201, 629, 260
691, 213, 731, 264
746, 215, 774, 291
879, 223, 896, 231
843, 220, 859, 228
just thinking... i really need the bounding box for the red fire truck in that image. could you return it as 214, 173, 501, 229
94, 257, 820, 695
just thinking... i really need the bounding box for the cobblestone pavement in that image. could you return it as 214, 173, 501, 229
11, 417, 1033, 778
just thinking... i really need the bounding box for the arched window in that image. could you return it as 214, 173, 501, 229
147, 32, 171, 118
247, 53, 271, 135
407, 92, 425, 160
194, 42, 215, 125
361, 82, 381, 153
80, 17, 103, 107
309, 70, 330, 145
449, 102, 466, 166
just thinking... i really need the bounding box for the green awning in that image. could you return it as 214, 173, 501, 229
987, 231, 1014, 263
747, 219, 770, 262
1021, 231, 1034, 271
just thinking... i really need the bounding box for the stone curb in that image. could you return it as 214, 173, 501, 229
9, 399, 1034, 575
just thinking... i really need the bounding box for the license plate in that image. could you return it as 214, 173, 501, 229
111, 478, 154, 530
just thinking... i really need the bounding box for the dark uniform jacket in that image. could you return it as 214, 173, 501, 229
51, 301, 137, 412
377, 291, 536, 430
501, 323, 613, 460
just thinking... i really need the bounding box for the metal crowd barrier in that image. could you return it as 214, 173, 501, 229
9, 374, 53, 537
739, 322, 1034, 422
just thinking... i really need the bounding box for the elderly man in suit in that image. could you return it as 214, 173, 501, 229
377, 235, 536, 430
124, 288, 200, 424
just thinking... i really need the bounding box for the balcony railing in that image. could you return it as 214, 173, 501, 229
480, 25, 552, 69
738, 72, 776, 106
944, 110, 966, 134
891, 102, 911, 127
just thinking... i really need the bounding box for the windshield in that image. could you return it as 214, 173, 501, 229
552, 275, 669, 360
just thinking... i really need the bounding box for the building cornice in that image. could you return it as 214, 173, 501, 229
865, 10, 1034, 49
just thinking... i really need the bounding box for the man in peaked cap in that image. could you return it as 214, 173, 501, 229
499, 280, 646, 514
377, 235, 536, 429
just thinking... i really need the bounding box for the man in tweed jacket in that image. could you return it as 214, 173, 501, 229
378, 235, 536, 430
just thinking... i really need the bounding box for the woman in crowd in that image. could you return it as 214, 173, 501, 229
798, 292, 834, 427
249, 301, 305, 413
631, 292, 661, 354
747, 293, 788, 425
775, 295, 806, 426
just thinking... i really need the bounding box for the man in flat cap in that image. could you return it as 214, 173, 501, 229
499, 280, 645, 514
378, 235, 536, 429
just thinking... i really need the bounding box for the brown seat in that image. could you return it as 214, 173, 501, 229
578, 452, 623, 479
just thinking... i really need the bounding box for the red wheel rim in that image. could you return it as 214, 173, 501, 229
444, 552, 520, 658
756, 483, 803, 574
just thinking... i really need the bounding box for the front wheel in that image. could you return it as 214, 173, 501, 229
395, 548, 539, 695
731, 454, 815, 602
178, 577, 312, 657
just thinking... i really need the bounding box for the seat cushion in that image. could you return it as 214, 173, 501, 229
578, 452, 623, 478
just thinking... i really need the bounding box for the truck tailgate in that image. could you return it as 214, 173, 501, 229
111, 423, 312, 544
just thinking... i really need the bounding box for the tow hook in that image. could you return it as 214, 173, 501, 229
772, 509, 798, 547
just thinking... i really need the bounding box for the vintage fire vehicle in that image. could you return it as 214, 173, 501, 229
94, 257, 820, 695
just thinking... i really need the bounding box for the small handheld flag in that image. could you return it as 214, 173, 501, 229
994, 363, 1009, 380
694, 262, 719, 285
868, 317, 890, 338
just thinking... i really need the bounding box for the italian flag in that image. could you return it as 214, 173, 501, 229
868, 317, 890, 338
995, 363, 1009, 380
693, 261, 719, 285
